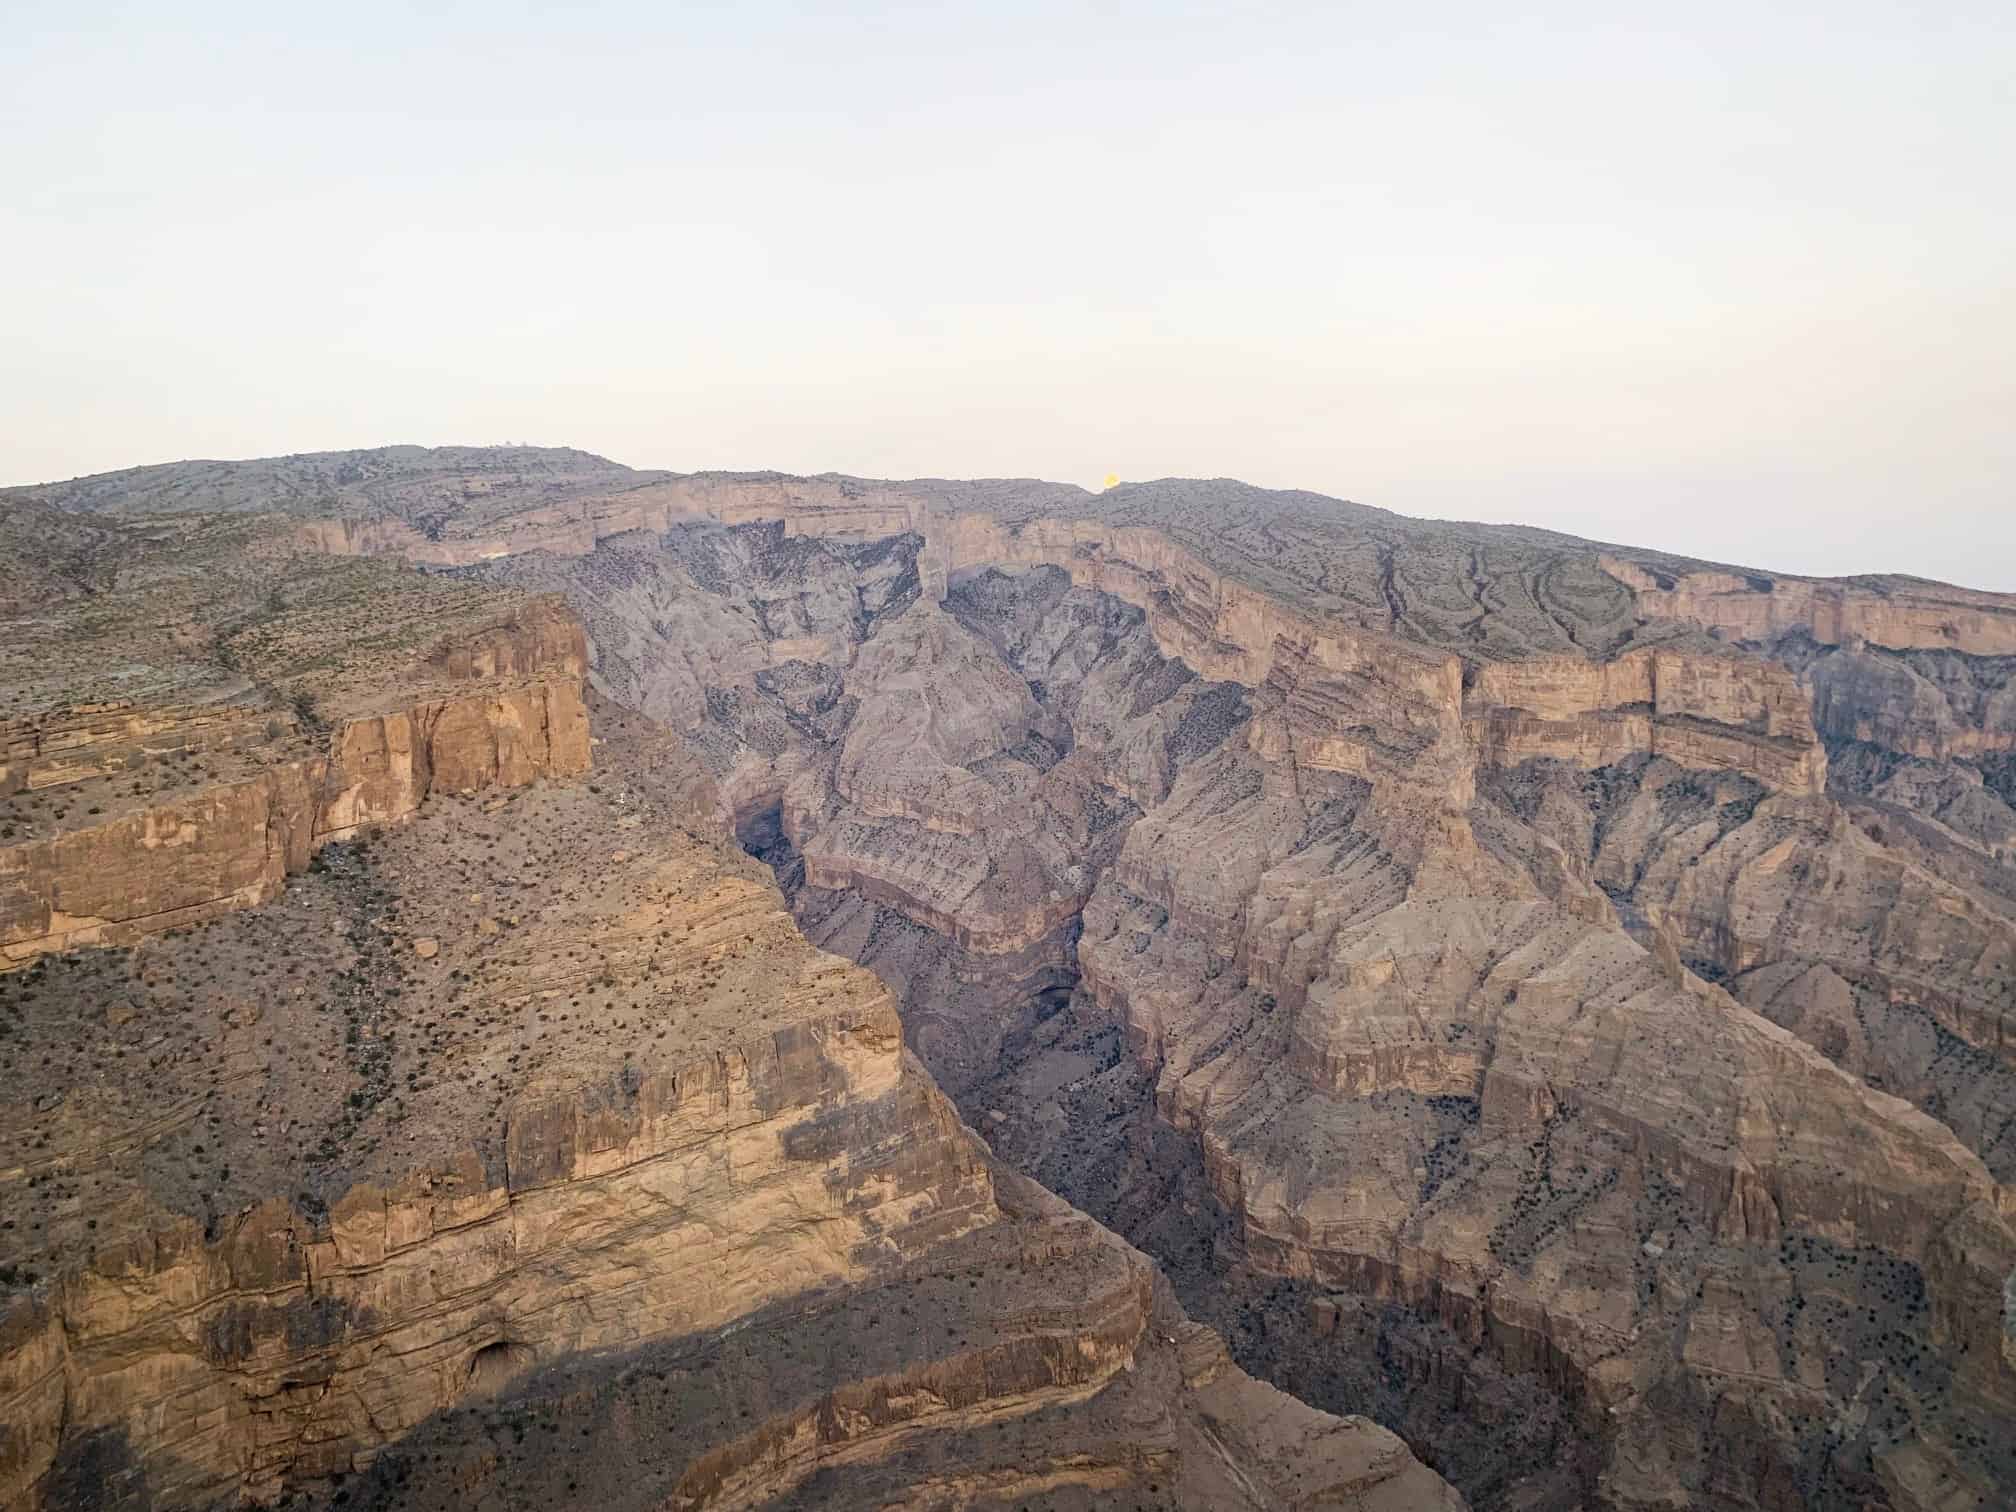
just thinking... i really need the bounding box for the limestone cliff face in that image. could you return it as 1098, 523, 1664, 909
313, 677, 589, 835
1, 761, 325, 965
1468, 648, 1826, 795
924, 514, 1477, 806
1800, 639, 2016, 763
0, 606, 589, 967
1603, 555, 2016, 657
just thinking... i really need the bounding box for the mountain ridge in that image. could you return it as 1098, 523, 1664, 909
10, 442, 2010, 599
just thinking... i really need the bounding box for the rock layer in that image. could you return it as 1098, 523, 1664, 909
1, 604, 589, 967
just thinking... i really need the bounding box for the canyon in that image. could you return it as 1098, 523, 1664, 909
0, 478, 1457, 1510
4, 444, 2014, 1510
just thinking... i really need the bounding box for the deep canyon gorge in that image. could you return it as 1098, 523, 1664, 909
4, 447, 2013, 1511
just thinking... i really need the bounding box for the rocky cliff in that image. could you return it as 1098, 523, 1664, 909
2, 594, 590, 968
1603, 556, 2016, 658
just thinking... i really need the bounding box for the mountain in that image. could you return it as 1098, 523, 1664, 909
6, 444, 2015, 1510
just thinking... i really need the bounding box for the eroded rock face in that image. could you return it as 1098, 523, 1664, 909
2, 610, 590, 966
381, 467, 2016, 1511
0, 515, 597, 971
1603, 556, 2016, 658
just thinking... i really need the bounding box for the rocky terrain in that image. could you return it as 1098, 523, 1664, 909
7, 443, 2015, 1510
0, 488, 1458, 1511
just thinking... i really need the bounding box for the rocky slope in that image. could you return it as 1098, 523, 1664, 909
1, 508, 592, 968
130, 447, 2014, 1511
0, 496, 1457, 1511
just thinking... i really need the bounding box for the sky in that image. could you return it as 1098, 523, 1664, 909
3, 2, 2012, 587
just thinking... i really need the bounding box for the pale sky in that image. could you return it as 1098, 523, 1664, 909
4, 2, 2012, 587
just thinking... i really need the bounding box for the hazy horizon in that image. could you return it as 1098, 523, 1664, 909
6, 2, 2012, 589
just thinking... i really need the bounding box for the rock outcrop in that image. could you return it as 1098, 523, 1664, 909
1602, 555, 2016, 657
2, 592, 589, 967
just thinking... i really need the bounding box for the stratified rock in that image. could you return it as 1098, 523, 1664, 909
1, 521, 591, 968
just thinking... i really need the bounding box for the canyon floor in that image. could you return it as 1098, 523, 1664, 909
5, 445, 2015, 1510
